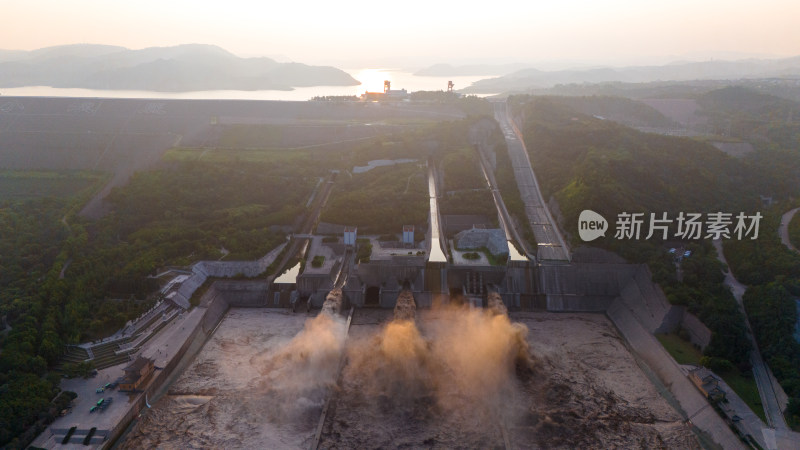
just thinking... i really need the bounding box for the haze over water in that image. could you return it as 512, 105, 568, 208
5, 1, 798, 66
0, 69, 493, 101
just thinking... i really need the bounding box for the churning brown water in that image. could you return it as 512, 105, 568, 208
393, 289, 416, 321
321, 288, 342, 317
120, 301, 347, 449
121, 294, 697, 449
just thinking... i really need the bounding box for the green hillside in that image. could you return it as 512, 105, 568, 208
511, 94, 757, 374
512, 96, 762, 238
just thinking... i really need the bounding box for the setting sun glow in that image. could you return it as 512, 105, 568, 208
354, 69, 393, 94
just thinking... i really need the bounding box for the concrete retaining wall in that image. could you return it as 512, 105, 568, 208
209, 280, 267, 307
606, 299, 746, 450
538, 262, 637, 312
582, 264, 712, 348
103, 285, 231, 448
197, 241, 284, 278
355, 260, 425, 288
616, 265, 675, 333
172, 273, 205, 309
447, 266, 508, 292
199, 291, 231, 333
297, 273, 334, 295
546, 295, 616, 312
414, 292, 436, 308
172, 244, 285, 308
680, 310, 713, 349
380, 289, 400, 309
616, 268, 711, 350
539, 263, 638, 298
502, 264, 536, 297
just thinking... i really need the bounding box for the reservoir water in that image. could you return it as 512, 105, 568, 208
0, 69, 494, 101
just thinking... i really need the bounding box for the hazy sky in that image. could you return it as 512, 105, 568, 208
3, 0, 798, 68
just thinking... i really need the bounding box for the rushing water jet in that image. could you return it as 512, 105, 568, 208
321, 288, 343, 316
253, 291, 348, 424
393, 288, 416, 321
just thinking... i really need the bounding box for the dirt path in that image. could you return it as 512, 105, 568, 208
58, 259, 72, 279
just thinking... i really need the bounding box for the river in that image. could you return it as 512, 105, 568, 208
0, 69, 494, 101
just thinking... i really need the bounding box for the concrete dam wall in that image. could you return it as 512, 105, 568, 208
612, 266, 711, 348
102, 282, 233, 448
605, 299, 745, 449
170, 244, 285, 309
539, 262, 638, 312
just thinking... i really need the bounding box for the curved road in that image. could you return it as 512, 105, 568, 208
713, 239, 789, 435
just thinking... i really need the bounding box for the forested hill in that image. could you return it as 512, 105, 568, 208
510, 95, 770, 385
511, 93, 800, 428
697, 86, 800, 150
695, 86, 800, 198
0, 160, 319, 447
539, 95, 677, 129
510, 96, 766, 236
463, 56, 800, 93
0, 44, 359, 91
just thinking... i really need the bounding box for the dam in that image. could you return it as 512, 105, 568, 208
109, 284, 699, 449
30, 97, 743, 449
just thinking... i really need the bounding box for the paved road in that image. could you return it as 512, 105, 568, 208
695, 364, 769, 449
779, 207, 800, 253
492, 101, 569, 262
713, 240, 789, 434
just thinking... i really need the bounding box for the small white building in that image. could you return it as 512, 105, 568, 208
403, 225, 415, 247
386, 88, 408, 98
344, 226, 357, 246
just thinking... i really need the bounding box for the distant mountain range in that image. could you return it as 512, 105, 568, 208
0, 44, 359, 91
462, 56, 800, 93
414, 63, 529, 77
